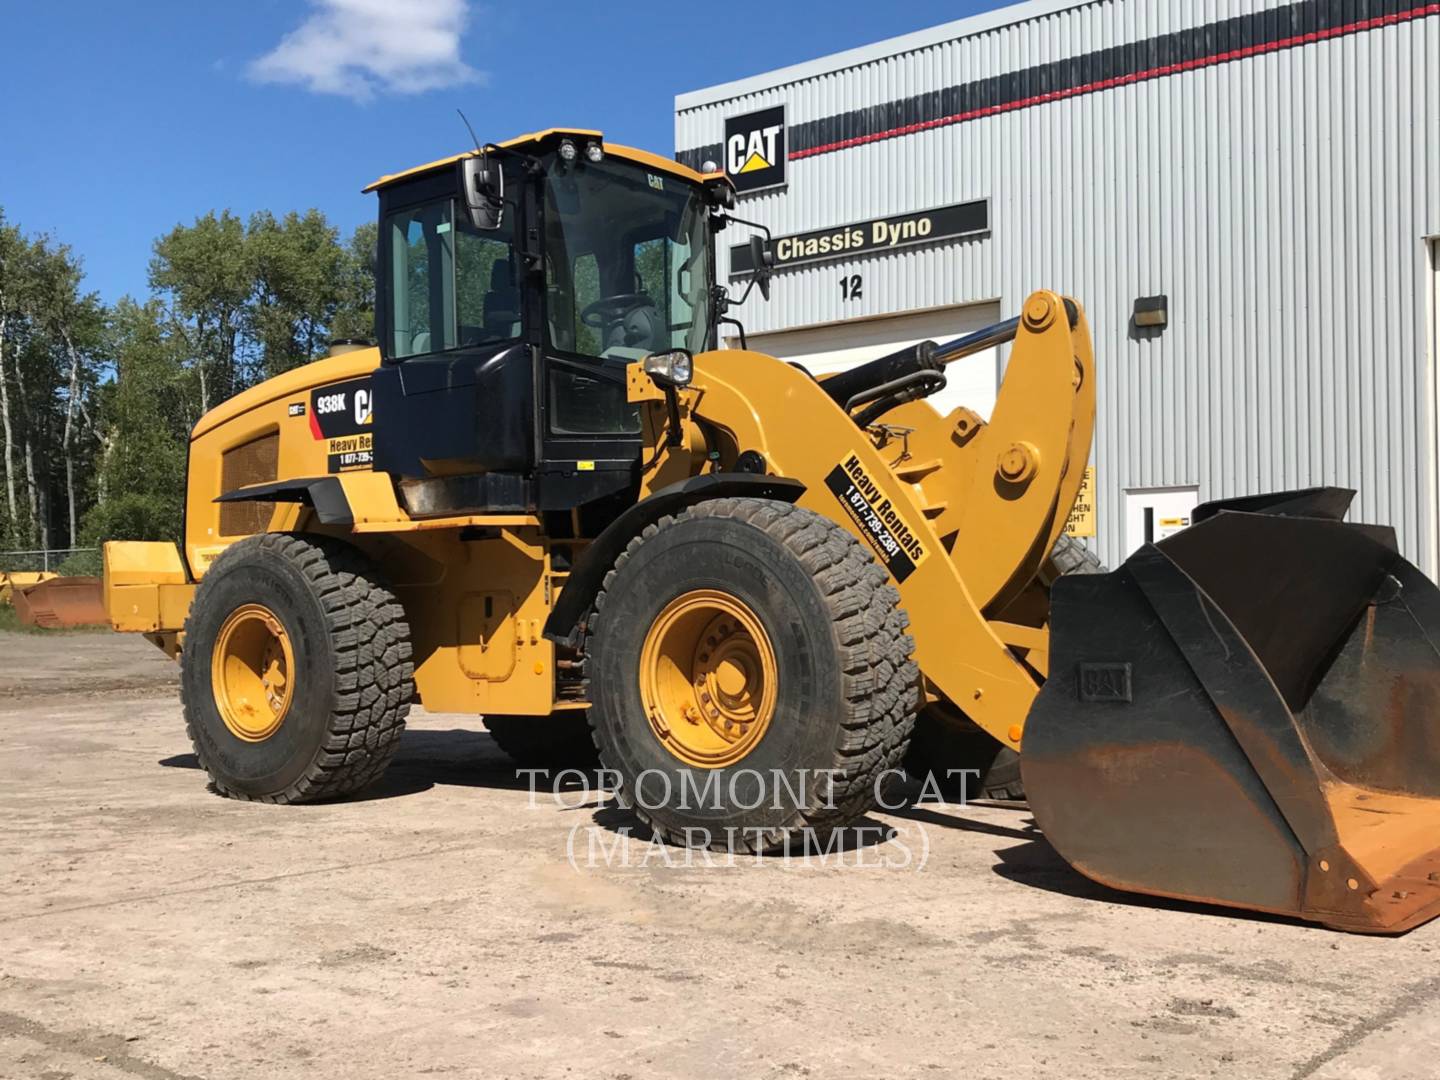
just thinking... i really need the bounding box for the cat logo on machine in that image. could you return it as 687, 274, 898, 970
309, 377, 374, 473
824, 454, 929, 583
724, 104, 786, 195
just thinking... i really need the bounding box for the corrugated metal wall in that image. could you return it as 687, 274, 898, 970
676, 0, 1440, 572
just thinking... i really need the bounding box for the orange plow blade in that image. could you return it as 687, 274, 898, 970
13, 576, 108, 628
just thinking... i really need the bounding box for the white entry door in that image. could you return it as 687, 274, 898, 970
739, 302, 1004, 419
1432, 240, 1440, 577
1124, 486, 1200, 557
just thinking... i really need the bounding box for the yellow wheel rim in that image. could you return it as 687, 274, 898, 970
211, 603, 294, 742
638, 589, 778, 768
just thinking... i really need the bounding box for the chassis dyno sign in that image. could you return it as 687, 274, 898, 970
825, 455, 928, 583
730, 199, 989, 276
308, 377, 373, 473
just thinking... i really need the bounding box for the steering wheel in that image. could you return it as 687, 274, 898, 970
581, 293, 654, 328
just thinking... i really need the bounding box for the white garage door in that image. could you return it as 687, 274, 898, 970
739, 302, 1005, 419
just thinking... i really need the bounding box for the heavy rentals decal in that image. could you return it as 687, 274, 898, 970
824, 454, 929, 583
308, 377, 373, 473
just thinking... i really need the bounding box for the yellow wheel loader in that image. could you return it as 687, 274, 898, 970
104, 128, 1440, 933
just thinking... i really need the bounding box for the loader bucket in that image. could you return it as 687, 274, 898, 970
0, 570, 57, 606
1023, 488, 1440, 933
13, 576, 107, 628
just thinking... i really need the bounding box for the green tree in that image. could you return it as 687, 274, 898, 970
1, 204, 377, 556
149, 210, 254, 412
81, 298, 188, 547
331, 221, 377, 342
0, 210, 27, 545
0, 217, 102, 549
249, 209, 349, 377
28, 236, 106, 546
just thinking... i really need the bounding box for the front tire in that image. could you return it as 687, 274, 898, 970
587, 498, 919, 851
181, 533, 413, 803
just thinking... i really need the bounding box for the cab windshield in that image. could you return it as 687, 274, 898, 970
542, 155, 713, 362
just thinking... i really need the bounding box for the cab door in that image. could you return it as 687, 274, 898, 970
535, 241, 646, 511
371, 172, 534, 486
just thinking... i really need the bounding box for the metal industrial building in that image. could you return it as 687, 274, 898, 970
675, 0, 1440, 572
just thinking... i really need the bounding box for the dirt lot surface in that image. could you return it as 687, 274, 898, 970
2, 629, 1438, 1080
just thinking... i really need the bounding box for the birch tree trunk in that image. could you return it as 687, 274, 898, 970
60, 328, 81, 546
13, 357, 42, 549
96, 427, 115, 505
0, 304, 18, 543
22, 433, 40, 549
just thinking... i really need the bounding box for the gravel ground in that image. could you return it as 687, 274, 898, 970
1, 629, 1437, 1080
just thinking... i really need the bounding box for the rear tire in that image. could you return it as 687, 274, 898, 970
484, 713, 600, 769
1048, 534, 1105, 577
181, 533, 413, 803
904, 706, 1023, 801
587, 498, 919, 851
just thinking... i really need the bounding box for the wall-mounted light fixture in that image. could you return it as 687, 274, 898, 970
1133, 294, 1169, 330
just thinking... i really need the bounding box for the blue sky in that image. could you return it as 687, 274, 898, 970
1, 0, 1003, 304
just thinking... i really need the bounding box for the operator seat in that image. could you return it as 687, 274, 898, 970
483, 260, 521, 341
604, 301, 667, 353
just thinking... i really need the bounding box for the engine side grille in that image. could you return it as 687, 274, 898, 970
219, 432, 280, 537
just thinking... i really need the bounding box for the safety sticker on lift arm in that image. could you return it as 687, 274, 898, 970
308, 377, 374, 473
824, 454, 929, 583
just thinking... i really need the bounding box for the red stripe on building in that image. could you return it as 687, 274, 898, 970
789, 3, 1439, 161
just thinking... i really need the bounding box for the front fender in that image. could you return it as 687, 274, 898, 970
543, 472, 806, 643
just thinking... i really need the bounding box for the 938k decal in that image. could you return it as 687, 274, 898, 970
308, 377, 373, 473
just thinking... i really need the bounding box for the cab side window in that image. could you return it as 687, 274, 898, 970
457, 230, 520, 344
387, 202, 453, 359
385, 198, 521, 360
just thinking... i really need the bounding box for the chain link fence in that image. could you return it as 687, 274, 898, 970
0, 547, 100, 574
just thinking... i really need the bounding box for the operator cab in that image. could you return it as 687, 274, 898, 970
365, 129, 734, 528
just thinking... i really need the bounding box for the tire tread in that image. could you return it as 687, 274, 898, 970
181, 533, 414, 803
591, 497, 919, 851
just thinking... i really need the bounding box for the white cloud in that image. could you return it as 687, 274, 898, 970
248, 0, 484, 102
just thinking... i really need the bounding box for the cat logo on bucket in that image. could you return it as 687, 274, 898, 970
724, 105, 786, 195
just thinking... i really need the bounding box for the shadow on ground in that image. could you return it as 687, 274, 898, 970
891, 797, 1312, 930
159, 727, 605, 802
159, 728, 1314, 929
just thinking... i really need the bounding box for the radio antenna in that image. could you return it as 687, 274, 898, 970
457, 109, 482, 153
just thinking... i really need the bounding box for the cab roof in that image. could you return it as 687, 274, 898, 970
363, 127, 726, 193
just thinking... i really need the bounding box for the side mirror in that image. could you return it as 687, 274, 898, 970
461, 154, 504, 230
748, 234, 774, 301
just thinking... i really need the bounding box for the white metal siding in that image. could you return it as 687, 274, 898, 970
677, 0, 1440, 572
